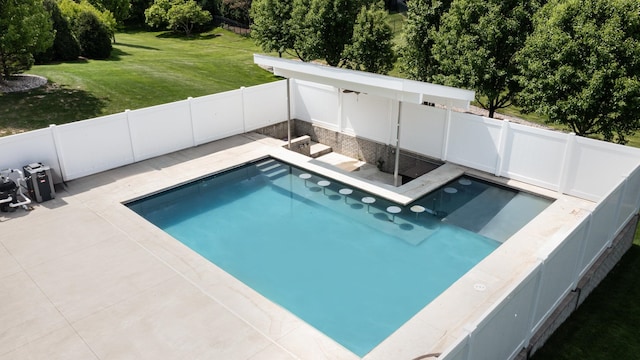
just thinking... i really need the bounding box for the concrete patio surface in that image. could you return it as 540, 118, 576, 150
0, 134, 594, 360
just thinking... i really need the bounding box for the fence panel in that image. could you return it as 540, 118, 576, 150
342, 92, 393, 144
446, 113, 502, 173
564, 137, 640, 201
399, 103, 447, 159
617, 166, 640, 235
440, 334, 470, 360
128, 100, 193, 161
531, 221, 588, 334
243, 80, 288, 131
292, 79, 339, 130
55, 113, 133, 180
191, 90, 244, 145
0, 128, 62, 183
467, 267, 541, 360
578, 182, 624, 277
502, 123, 567, 191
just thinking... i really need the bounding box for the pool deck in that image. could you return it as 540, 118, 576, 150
0, 134, 595, 360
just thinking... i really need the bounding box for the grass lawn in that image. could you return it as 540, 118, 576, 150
0, 28, 278, 136
531, 229, 640, 360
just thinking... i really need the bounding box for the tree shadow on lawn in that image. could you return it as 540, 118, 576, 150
0, 83, 107, 136
106, 47, 133, 61
114, 42, 160, 51
155, 31, 222, 41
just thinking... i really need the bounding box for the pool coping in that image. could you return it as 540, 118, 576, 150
0, 133, 596, 360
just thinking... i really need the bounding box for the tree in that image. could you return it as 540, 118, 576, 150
289, 0, 314, 61
342, 1, 395, 74
294, 0, 370, 66
517, 0, 640, 144
36, 0, 81, 63
431, 0, 542, 118
88, 0, 132, 25
250, 0, 293, 57
0, 0, 53, 80
76, 11, 113, 59
167, 0, 212, 35
58, 0, 118, 41
398, 0, 452, 81
221, 0, 251, 24
127, 0, 154, 25
145, 0, 211, 36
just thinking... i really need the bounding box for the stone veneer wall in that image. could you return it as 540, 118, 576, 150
293, 120, 441, 178
516, 214, 638, 359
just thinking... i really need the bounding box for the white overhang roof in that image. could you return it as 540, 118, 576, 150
254, 54, 475, 109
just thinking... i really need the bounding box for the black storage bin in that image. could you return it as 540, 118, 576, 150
23, 163, 55, 202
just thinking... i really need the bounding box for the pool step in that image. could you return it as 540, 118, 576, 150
442, 187, 516, 233
478, 192, 552, 242
310, 142, 333, 158
256, 160, 289, 179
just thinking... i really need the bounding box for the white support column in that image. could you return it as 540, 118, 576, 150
441, 103, 453, 161
393, 101, 403, 187
287, 78, 291, 149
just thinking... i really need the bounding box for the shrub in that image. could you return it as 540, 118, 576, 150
36, 0, 81, 63
76, 11, 113, 59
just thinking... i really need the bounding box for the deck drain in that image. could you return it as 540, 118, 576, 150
474, 283, 487, 292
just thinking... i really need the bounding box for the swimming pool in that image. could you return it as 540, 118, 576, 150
127, 158, 551, 356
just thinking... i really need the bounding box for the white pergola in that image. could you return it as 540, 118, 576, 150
253, 54, 476, 186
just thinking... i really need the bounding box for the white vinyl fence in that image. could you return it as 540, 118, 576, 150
1, 81, 287, 181
2, 77, 639, 360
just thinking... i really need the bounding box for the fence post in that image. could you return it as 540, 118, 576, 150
240, 86, 246, 133
573, 211, 593, 284
495, 119, 510, 177
188, 97, 197, 146
558, 132, 576, 194
441, 105, 453, 161
125, 109, 138, 162
610, 176, 628, 246
49, 124, 67, 182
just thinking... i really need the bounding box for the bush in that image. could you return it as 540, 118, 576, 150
36, 0, 81, 63
76, 11, 113, 59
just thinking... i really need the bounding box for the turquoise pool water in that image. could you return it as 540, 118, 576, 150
127, 158, 550, 356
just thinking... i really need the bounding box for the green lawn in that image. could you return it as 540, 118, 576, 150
0, 28, 278, 136
531, 228, 640, 360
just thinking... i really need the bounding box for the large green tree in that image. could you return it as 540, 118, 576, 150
250, 0, 293, 57
293, 0, 370, 66
145, 0, 211, 36
0, 0, 53, 80
431, 0, 542, 118
88, 0, 132, 24
517, 0, 640, 144
342, 1, 395, 74
399, 0, 452, 81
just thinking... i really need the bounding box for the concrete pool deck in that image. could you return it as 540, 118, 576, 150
0, 134, 595, 359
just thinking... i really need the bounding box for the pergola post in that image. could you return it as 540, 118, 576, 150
287, 78, 292, 149
393, 101, 403, 187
